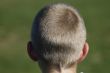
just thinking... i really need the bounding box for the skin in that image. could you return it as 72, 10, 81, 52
27, 41, 89, 73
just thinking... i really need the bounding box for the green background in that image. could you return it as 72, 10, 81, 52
0, 0, 110, 73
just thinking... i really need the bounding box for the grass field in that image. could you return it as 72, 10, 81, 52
0, 0, 110, 73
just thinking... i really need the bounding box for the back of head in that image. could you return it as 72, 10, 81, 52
31, 3, 86, 67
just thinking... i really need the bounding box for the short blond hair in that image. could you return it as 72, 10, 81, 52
31, 3, 86, 67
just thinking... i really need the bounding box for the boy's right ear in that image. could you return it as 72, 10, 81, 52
77, 42, 89, 63
27, 41, 38, 61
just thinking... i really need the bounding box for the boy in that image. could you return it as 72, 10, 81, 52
27, 3, 89, 73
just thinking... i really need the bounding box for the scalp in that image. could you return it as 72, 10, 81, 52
31, 3, 86, 67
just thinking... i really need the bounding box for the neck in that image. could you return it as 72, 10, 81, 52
48, 66, 77, 73
39, 62, 77, 73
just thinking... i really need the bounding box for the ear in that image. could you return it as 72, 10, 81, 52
78, 42, 89, 63
27, 41, 38, 61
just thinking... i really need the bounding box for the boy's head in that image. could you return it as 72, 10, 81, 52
27, 3, 89, 73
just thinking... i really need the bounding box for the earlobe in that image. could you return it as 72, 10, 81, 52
78, 42, 89, 63
27, 41, 38, 61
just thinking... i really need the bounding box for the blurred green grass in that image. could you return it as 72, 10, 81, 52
0, 0, 110, 73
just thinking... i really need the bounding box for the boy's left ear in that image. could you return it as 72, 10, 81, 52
27, 41, 38, 61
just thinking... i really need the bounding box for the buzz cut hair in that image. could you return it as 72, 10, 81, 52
31, 3, 86, 67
